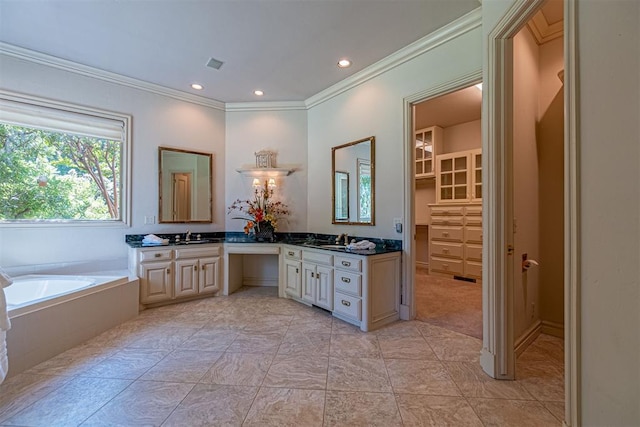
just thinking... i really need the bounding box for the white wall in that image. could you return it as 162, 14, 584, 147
484, 0, 640, 423
225, 109, 308, 232
0, 55, 226, 268
442, 119, 481, 153
307, 28, 482, 239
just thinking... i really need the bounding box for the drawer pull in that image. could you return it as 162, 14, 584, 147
296, 268, 299, 273
341, 277, 351, 283
166, 268, 171, 274
194, 265, 198, 271
341, 300, 351, 307
154, 253, 162, 258
288, 251, 295, 256
341, 261, 351, 267
443, 232, 449, 237
443, 248, 449, 253
201, 265, 206, 271
443, 264, 449, 269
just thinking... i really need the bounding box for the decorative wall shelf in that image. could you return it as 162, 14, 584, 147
236, 167, 295, 177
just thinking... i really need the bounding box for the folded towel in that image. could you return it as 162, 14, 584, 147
142, 234, 169, 245
0, 289, 11, 332
346, 240, 376, 251
0, 267, 12, 289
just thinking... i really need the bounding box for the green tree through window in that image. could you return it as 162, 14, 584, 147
0, 123, 121, 221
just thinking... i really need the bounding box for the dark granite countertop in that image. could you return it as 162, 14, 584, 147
125, 232, 402, 256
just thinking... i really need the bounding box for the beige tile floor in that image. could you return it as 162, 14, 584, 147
0, 286, 564, 426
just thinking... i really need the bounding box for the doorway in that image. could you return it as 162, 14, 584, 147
412, 85, 483, 340
172, 172, 192, 221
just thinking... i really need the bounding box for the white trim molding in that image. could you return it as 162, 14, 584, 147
0, 42, 226, 111
307, 8, 482, 110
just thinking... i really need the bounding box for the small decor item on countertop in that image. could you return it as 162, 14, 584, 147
346, 240, 377, 251
142, 234, 169, 246
227, 180, 289, 242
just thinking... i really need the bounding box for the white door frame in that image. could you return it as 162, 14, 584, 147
401, 70, 482, 320
483, 0, 580, 425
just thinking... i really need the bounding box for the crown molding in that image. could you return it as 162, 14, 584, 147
0, 42, 226, 111
304, 7, 482, 109
527, 10, 563, 45
225, 101, 307, 112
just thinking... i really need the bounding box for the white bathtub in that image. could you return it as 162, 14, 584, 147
5, 273, 139, 378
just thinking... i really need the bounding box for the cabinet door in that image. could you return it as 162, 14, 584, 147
437, 152, 470, 203
285, 259, 302, 299
415, 127, 434, 177
301, 262, 316, 304
139, 261, 172, 304
175, 259, 199, 298
315, 265, 334, 311
199, 256, 220, 294
471, 149, 482, 202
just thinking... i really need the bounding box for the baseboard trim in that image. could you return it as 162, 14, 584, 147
541, 320, 564, 338
515, 319, 542, 357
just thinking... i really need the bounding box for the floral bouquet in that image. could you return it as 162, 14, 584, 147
227, 181, 290, 238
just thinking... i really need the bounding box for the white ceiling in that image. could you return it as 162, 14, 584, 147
0, 0, 480, 104
415, 84, 482, 129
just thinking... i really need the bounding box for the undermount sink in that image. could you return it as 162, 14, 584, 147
304, 243, 347, 250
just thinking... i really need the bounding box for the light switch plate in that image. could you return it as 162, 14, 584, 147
144, 215, 155, 225
393, 218, 402, 233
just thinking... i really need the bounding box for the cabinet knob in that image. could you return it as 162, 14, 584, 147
341, 261, 351, 267
341, 277, 351, 283
194, 265, 198, 271
296, 268, 299, 273
341, 300, 351, 307
288, 251, 294, 256
166, 268, 171, 274
201, 265, 206, 271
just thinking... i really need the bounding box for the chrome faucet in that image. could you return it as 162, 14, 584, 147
335, 233, 349, 246
185, 230, 192, 241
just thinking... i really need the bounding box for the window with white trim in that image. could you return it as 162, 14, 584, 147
0, 91, 131, 224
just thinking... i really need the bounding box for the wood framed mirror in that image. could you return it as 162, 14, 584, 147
332, 136, 375, 225
158, 147, 213, 223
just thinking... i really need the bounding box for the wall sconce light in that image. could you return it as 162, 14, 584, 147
267, 178, 276, 189
252, 178, 261, 188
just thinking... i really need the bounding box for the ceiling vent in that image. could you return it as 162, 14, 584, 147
206, 57, 224, 70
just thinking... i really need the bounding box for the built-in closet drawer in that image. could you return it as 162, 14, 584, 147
465, 244, 482, 262
465, 206, 482, 216
464, 261, 482, 279
430, 216, 464, 226
431, 206, 464, 216
430, 241, 463, 259
430, 257, 464, 276
465, 228, 483, 244
430, 226, 463, 242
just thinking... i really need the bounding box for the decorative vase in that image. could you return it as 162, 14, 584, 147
253, 221, 275, 242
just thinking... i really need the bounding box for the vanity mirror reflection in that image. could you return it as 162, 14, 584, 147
332, 136, 375, 225
158, 147, 213, 223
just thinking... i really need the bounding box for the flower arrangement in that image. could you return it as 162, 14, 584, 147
227, 179, 290, 238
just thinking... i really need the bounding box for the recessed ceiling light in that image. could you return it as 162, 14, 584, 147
337, 59, 351, 68
191, 83, 204, 90
254, 90, 264, 96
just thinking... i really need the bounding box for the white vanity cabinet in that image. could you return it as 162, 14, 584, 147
129, 244, 222, 306
301, 249, 334, 311
283, 245, 302, 299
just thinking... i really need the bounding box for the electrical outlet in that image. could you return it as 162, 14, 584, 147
144, 215, 155, 225
393, 218, 402, 233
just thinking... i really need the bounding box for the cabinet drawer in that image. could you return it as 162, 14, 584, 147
465, 216, 482, 227
465, 244, 482, 262
333, 292, 362, 322
430, 241, 463, 259
334, 270, 362, 296
430, 226, 463, 242
430, 206, 464, 216
174, 246, 220, 259
303, 250, 333, 266
430, 216, 464, 226
430, 257, 464, 276
465, 227, 483, 244
465, 260, 483, 279
139, 249, 172, 263
465, 206, 482, 216
334, 255, 362, 272
284, 247, 302, 260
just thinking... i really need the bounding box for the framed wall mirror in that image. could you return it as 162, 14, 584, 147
332, 136, 375, 225
158, 147, 213, 223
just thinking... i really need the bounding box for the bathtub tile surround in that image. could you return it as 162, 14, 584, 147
0, 287, 564, 425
